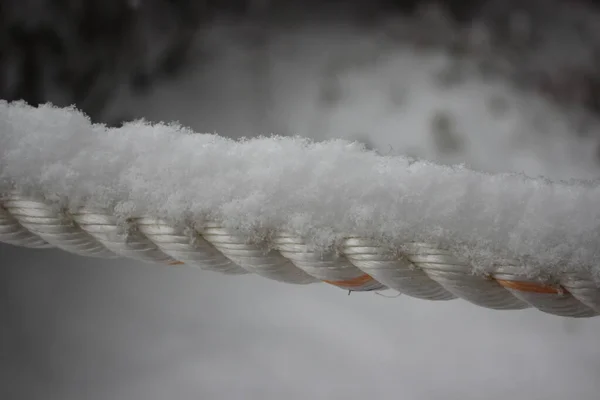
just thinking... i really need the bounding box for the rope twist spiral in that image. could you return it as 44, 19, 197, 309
2, 192, 599, 318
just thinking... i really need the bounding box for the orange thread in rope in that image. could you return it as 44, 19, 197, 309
168, 260, 185, 265
323, 273, 374, 288
495, 279, 562, 294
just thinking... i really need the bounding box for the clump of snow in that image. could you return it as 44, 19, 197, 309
2, 100, 600, 280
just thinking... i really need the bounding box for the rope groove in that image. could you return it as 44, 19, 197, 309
2, 193, 600, 318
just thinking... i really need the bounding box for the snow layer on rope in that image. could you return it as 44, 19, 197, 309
1, 100, 600, 279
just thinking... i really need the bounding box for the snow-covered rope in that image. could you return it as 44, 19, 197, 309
2, 101, 600, 318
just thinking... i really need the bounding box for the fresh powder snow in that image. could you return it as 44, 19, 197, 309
2, 100, 600, 280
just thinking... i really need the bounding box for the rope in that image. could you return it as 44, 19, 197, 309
2, 193, 599, 318
2, 101, 600, 318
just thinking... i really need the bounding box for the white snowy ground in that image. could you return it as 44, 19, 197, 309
4, 14, 600, 400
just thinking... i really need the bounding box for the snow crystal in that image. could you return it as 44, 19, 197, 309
2, 100, 600, 278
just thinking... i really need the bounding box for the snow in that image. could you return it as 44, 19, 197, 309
2, 97, 600, 279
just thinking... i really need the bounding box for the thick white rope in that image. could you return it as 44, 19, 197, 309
1, 101, 600, 318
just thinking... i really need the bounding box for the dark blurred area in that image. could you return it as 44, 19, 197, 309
3, 0, 600, 124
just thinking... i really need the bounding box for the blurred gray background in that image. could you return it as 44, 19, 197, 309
2, 1, 600, 399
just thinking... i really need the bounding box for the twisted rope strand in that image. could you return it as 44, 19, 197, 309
2, 193, 599, 318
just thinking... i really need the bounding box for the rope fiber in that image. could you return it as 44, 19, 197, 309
2, 193, 600, 318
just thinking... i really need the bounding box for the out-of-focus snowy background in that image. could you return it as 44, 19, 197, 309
2, 1, 600, 399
